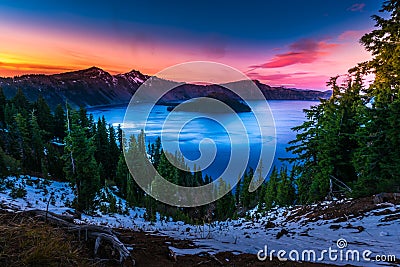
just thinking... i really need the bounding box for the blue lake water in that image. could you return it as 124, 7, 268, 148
89, 100, 318, 179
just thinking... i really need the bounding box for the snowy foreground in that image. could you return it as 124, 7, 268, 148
0, 176, 399, 266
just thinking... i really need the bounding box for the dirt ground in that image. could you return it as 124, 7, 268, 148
8, 192, 400, 267
107, 194, 400, 266
117, 230, 354, 267
286, 194, 400, 224
0, 208, 354, 267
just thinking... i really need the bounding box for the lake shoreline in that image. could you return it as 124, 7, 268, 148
86, 99, 321, 111
88, 100, 319, 179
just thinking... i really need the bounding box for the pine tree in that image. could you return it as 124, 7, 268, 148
15, 113, 32, 171
53, 104, 66, 141
359, 0, 400, 106
242, 172, 250, 208
11, 88, 30, 114
46, 144, 65, 181
94, 116, 109, 184
0, 87, 6, 126
203, 174, 208, 184
0, 146, 20, 178
64, 109, 100, 211
124, 134, 146, 206
264, 167, 278, 210
107, 125, 120, 180
351, 0, 400, 196
215, 179, 235, 220
29, 113, 44, 173
117, 124, 123, 152
193, 165, 203, 187
78, 106, 89, 130
237, 168, 261, 209
234, 175, 242, 205
3, 106, 19, 159
4, 103, 17, 127
286, 75, 362, 202
33, 95, 53, 141
152, 137, 162, 169
116, 154, 129, 197
157, 151, 179, 185
276, 167, 296, 207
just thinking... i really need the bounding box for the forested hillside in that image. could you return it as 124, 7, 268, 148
1, 0, 400, 220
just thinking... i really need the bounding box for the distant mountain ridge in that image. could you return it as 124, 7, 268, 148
0, 66, 331, 109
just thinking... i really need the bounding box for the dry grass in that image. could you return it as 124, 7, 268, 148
0, 210, 92, 266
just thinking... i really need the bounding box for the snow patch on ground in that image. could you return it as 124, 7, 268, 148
0, 176, 399, 266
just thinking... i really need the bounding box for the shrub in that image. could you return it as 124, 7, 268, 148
10, 185, 27, 199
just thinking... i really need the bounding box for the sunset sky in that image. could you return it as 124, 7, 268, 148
0, 0, 381, 89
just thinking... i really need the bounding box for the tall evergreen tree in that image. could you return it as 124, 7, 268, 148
234, 175, 242, 205
0, 87, 6, 126
78, 106, 89, 130
107, 124, 120, 181
53, 104, 66, 141
94, 116, 109, 184
351, 0, 400, 195
4, 103, 17, 127
116, 154, 129, 197
240, 168, 256, 209
0, 146, 20, 178
11, 88, 30, 114
215, 179, 235, 220
286, 75, 362, 202
64, 109, 100, 211
117, 124, 123, 152
29, 113, 44, 173
276, 167, 296, 207
264, 167, 278, 210
46, 144, 65, 181
33, 95, 53, 141
124, 134, 146, 206
14, 113, 32, 171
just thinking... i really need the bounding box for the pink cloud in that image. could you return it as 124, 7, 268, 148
338, 30, 366, 41
347, 3, 365, 12
248, 71, 330, 89
247, 72, 310, 81
249, 39, 337, 69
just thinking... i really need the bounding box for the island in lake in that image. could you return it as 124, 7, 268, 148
166, 92, 251, 113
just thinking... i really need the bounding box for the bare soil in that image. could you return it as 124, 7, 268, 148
6, 193, 398, 266
116, 230, 352, 267
286, 194, 400, 224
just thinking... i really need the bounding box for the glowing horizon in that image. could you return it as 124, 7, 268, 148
0, 1, 380, 90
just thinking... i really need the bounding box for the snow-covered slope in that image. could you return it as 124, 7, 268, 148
0, 176, 398, 266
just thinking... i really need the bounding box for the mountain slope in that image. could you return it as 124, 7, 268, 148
0, 67, 331, 109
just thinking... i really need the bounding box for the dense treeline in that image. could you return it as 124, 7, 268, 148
0, 0, 399, 222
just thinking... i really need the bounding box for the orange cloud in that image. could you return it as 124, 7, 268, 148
0, 61, 75, 72
0, 20, 196, 77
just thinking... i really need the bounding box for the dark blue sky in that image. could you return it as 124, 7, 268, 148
1, 0, 381, 43
0, 0, 382, 89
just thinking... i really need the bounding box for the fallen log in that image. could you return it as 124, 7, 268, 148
21, 209, 135, 266
91, 232, 132, 264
